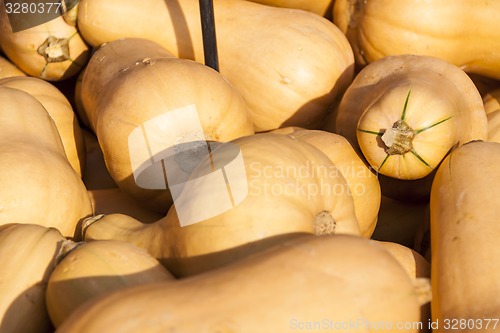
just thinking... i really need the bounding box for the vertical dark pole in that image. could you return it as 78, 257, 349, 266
199, 0, 219, 72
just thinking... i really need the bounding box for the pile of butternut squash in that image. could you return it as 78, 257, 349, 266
0, 0, 499, 332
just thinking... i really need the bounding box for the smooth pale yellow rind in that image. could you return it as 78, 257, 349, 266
0, 55, 26, 78
333, 0, 500, 79
57, 235, 425, 333
81, 38, 255, 213
0, 2, 90, 81
46, 240, 173, 327
77, 0, 354, 131
84, 133, 361, 277
431, 141, 500, 326
0, 87, 92, 237
0, 76, 86, 177
334, 54, 487, 180
0, 224, 65, 333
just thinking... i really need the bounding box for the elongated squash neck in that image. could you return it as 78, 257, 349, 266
82, 213, 172, 257
381, 119, 416, 155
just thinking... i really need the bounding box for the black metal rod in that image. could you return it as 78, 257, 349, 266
199, 0, 219, 72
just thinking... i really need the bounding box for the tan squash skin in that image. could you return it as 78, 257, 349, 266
84, 133, 361, 277
0, 54, 25, 78
46, 240, 174, 327
246, 0, 334, 17
58, 235, 427, 333
430, 141, 500, 329
0, 1, 90, 81
333, 0, 500, 79
377, 241, 430, 281
0, 76, 86, 177
0, 87, 92, 237
73, 66, 88, 128
61, 0, 78, 26
483, 88, 500, 143
333, 54, 487, 181
81, 38, 255, 213
278, 128, 381, 238
377, 241, 431, 333
0, 224, 65, 333
77, 0, 354, 132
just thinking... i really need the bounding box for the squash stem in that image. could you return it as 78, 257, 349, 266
381, 119, 416, 155
314, 210, 336, 235
81, 214, 106, 240
55, 240, 82, 265
37, 36, 71, 63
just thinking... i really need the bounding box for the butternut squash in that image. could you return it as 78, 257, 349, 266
377, 240, 431, 333
77, 0, 354, 131
73, 66, 88, 128
430, 140, 500, 326
0, 86, 92, 237
0, 76, 86, 176
377, 241, 430, 281
83, 133, 361, 277
0, 0, 90, 81
278, 128, 381, 238
57, 234, 429, 333
0, 224, 65, 333
61, 0, 79, 26
46, 240, 174, 327
333, 54, 487, 181
333, 0, 500, 79
81, 38, 255, 213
